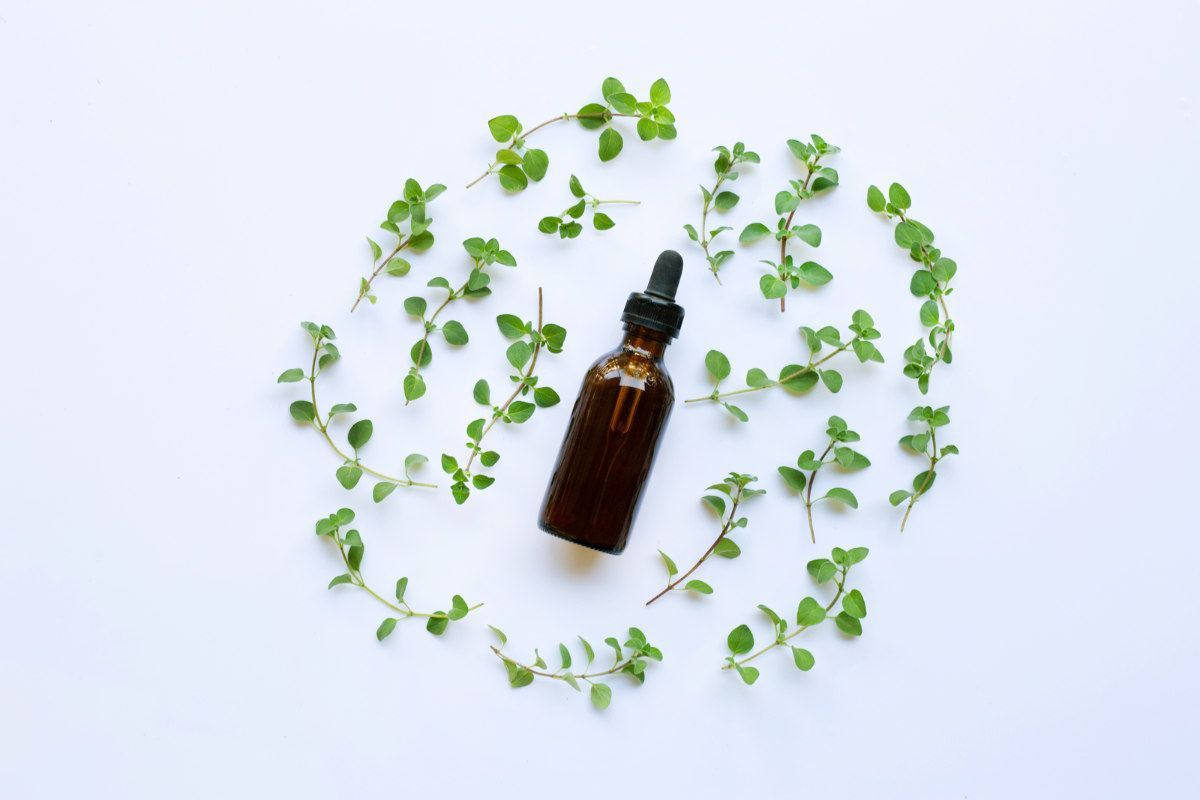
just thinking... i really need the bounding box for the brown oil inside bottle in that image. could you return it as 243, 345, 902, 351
538, 323, 674, 554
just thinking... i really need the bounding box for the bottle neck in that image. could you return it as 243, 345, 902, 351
621, 323, 671, 359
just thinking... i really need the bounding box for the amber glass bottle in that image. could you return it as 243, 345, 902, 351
538, 251, 685, 554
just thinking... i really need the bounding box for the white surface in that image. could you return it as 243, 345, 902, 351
2, 1, 1198, 796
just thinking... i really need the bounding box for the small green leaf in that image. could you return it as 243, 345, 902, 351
497, 165, 528, 192
823, 488, 858, 508
888, 182, 911, 210
496, 314, 526, 339
727, 624, 754, 655
735, 664, 760, 685
739, 222, 771, 244
702, 494, 727, 517
791, 647, 815, 671
658, 549, 678, 576
568, 174, 585, 198
867, 185, 886, 212
705, 350, 731, 380
807, 558, 837, 584
426, 615, 450, 635
593, 212, 615, 231
819, 369, 843, 392
684, 579, 713, 595
835, 612, 863, 636
522, 148, 549, 181
590, 682, 612, 710
395, 577, 408, 602
538, 216, 561, 234
488, 114, 521, 142
403, 296, 428, 317
277, 368, 305, 383
507, 401, 535, 423
778, 466, 807, 491
403, 373, 426, 402
714, 191, 739, 210
889, 489, 911, 506
441, 320, 469, 345
336, 465, 363, 490
506, 341, 532, 370
649, 77, 671, 105
843, 589, 867, 619
533, 387, 560, 408
796, 596, 827, 626
713, 538, 741, 558
488, 624, 507, 646
289, 400, 315, 422
376, 618, 398, 641
327, 574, 353, 589
347, 419, 373, 450
759, 274, 787, 299
473, 379, 491, 405
598, 128, 623, 161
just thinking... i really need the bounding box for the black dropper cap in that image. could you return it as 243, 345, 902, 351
621, 250, 685, 338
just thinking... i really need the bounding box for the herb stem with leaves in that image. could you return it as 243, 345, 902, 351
685, 310, 884, 421
279, 322, 434, 503
538, 174, 639, 239
352, 179, 444, 312
683, 142, 759, 282
778, 416, 870, 542
890, 404, 958, 531
489, 625, 662, 710
315, 508, 481, 640
723, 547, 868, 684
647, 473, 764, 604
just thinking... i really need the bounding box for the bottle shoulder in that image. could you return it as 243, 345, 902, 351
585, 347, 674, 392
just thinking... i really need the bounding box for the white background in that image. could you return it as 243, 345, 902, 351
2, 1, 1198, 796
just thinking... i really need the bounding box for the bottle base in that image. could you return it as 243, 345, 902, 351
538, 518, 626, 555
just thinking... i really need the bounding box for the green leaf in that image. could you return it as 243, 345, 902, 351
778, 466, 807, 491
538, 216, 561, 234
796, 596, 826, 626
471, 474, 495, 490
409, 339, 432, 367
289, 400, 315, 422
327, 574, 353, 589
649, 77, 671, 105
705, 349, 731, 381
835, 612, 863, 636
889, 489, 911, 506
403, 373, 426, 402
441, 454, 459, 474
480, 450, 500, 467
739, 222, 771, 244
823, 488, 858, 508
702, 494, 726, 517
590, 682, 612, 710
441, 320, 469, 345
759, 275, 787, 299
636, 117, 658, 141
775, 191, 800, 214
714, 191, 739, 210
819, 369, 843, 392
393, 577, 408, 603
336, 465, 363, 490
598, 128, 623, 162
658, 549, 678, 576
347, 419, 373, 450
568, 174, 585, 198
497, 165, 528, 192
448, 594, 470, 620
532, 387, 560, 408
919, 299, 940, 326
727, 624, 754, 655
601, 77, 626, 101
867, 185, 886, 212
277, 368, 304, 383
558, 643, 572, 670
845, 546, 869, 564
489, 625, 507, 646
426, 615, 450, 635
507, 401, 535, 423
593, 212, 615, 231
385, 258, 410, 276
798, 261, 833, 286
496, 314, 526, 339
507, 664, 534, 688
522, 148, 549, 181
791, 647, 815, 671
376, 618, 397, 641
793, 224, 821, 247
779, 367, 819, 393
684, 579, 713, 595
713, 538, 741, 558
506, 341, 532, 370
576, 103, 609, 130
488, 114, 521, 142
735, 664, 760, 685
888, 182, 911, 210
843, 589, 867, 619
911, 270, 937, 296
473, 379, 490, 405
807, 558, 837, 584
723, 403, 749, 422
746, 368, 773, 388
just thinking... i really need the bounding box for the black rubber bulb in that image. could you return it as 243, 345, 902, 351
645, 249, 683, 301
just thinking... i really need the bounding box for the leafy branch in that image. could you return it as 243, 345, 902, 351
647, 473, 765, 605
683, 142, 759, 282
723, 546, 868, 685
739, 135, 840, 311
467, 77, 675, 191
402, 237, 517, 403
890, 404, 958, 532
867, 182, 957, 394
352, 179, 444, 312
685, 309, 885, 421
489, 625, 662, 710
316, 508, 482, 639
441, 289, 567, 504
778, 416, 870, 543
279, 322, 434, 503
537, 174, 639, 239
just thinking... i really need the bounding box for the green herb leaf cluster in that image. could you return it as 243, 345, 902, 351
683, 142, 760, 282
316, 508, 482, 639
646, 473, 765, 605
442, 289, 566, 504
467, 77, 676, 191
489, 625, 662, 710
685, 309, 884, 421
739, 135, 840, 311
402, 237, 518, 403
280, 322, 434, 502
723, 546, 868, 685
353, 179, 445, 312
537, 174, 640, 239
867, 182, 957, 393
778, 416, 870, 542
890, 405, 958, 531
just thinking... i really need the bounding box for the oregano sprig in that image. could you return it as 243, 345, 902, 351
279, 322, 434, 503
778, 416, 871, 543
890, 404, 958, 531
739, 135, 840, 311
683, 142, 760, 282
441, 289, 566, 504
402, 237, 518, 403
537, 174, 639, 239
867, 182, 957, 394
646, 473, 765, 605
352, 179, 445, 312
684, 309, 885, 421
723, 546, 868, 685
489, 625, 662, 710
467, 77, 676, 191
316, 508, 482, 639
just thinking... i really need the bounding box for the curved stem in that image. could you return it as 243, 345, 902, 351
490, 646, 629, 682
307, 337, 437, 489
646, 492, 743, 605
464, 288, 544, 473
803, 441, 835, 543
352, 236, 412, 313
682, 338, 857, 404
724, 568, 848, 668
465, 112, 639, 188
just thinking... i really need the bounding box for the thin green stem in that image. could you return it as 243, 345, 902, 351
803, 441, 835, 543
407, 265, 482, 404
775, 155, 821, 312
683, 338, 857, 404
352, 236, 412, 312
645, 490, 743, 605
490, 646, 629, 682
307, 336, 437, 489
724, 568, 848, 668
896, 209, 953, 361
900, 426, 938, 532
